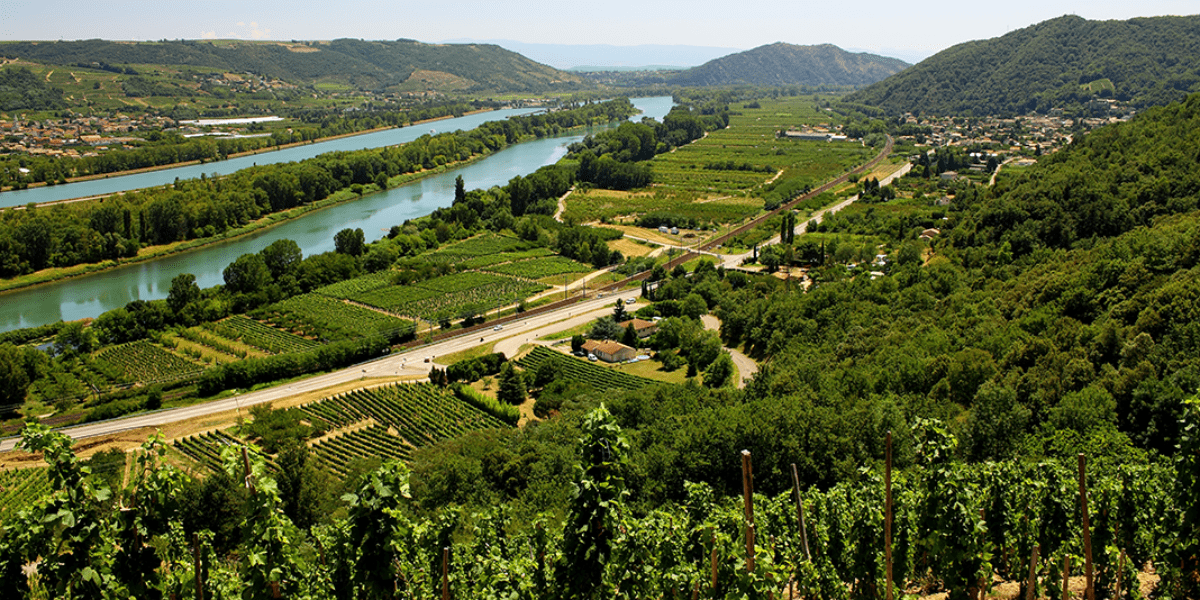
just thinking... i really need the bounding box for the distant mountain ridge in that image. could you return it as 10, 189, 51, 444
845, 14, 1200, 116
668, 43, 909, 87
440, 39, 743, 71
0, 38, 582, 92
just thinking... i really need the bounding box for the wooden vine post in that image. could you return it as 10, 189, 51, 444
442, 546, 451, 600
789, 463, 812, 562
741, 449, 756, 573
1062, 555, 1072, 600
885, 431, 894, 600
192, 532, 204, 600
1079, 454, 1094, 600
1026, 544, 1041, 600
710, 528, 719, 592
1115, 549, 1126, 599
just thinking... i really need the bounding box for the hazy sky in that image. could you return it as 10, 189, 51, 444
2, 0, 1196, 63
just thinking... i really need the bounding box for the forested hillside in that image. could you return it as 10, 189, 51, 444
669, 43, 908, 87
0, 38, 582, 91
845, 14, 1200, 115
0, 67, 65, 111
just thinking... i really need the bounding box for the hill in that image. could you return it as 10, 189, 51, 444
0, 67, 66, 111
0, 38, 583, 92
845, 14, 1200, 116
667, 42, 909, 87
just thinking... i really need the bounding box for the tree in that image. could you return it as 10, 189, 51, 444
53, 321, 95, 356
571, 334, 586, 353
260, 238, 302, 279
166, 273, 201, 314
588, 316, 623, 340
454, 175, 466, 204
621, 322, 638, 348
760, 244, 784, 272
613, 298, 628, 322
681, 293, 707, 320
223, 253, 272, 295
497, 362, 526, 405
703, 351, 735, 388
0, 343, 32, 410
334, 228, 366, 257
276, 441, 332, 531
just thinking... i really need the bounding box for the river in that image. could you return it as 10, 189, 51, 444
0, 97, 675, 333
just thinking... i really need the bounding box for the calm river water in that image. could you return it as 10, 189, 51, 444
0, 97, 675, 332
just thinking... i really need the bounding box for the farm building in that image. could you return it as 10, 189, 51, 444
582, 340, 636, 363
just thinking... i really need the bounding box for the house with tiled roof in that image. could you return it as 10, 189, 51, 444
581, 340, 636, 363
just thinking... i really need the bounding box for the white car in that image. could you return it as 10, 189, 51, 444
493, 325, 503, 331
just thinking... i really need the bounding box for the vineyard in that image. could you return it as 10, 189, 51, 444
517, 346, 660, 391
458, 247, 555, 269
310, 425, 411, 477
423, 233, 529, 264
203, 315, 320, 355
257, 293, 416, 341
484, 256, 593, 279
296, 382, 511, 451
172, 429, 250, 473
93, 340, 202, 384
0, 468, 50, 519
312, 270, 394, 300
349, 272, 546, 321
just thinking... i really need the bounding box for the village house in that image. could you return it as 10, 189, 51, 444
628, 318, 658, 339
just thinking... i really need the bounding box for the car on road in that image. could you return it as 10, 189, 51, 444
493, 325, 503, 331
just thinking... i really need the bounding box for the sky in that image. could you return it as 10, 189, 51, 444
2, 0, 1197, 65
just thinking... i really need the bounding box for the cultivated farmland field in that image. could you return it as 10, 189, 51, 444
423, 233, 530, 265
348, 272, 546, 321
258, 294, 416, 341
297, 383, 510, 459
0, 468, 50, 519
204, 315, 320, 355
94, 340, 202, 384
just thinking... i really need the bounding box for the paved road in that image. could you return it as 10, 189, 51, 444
700, 315, 758, 388
0, 292, 640, 453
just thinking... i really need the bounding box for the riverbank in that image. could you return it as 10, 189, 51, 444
0, 108, 499, 203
